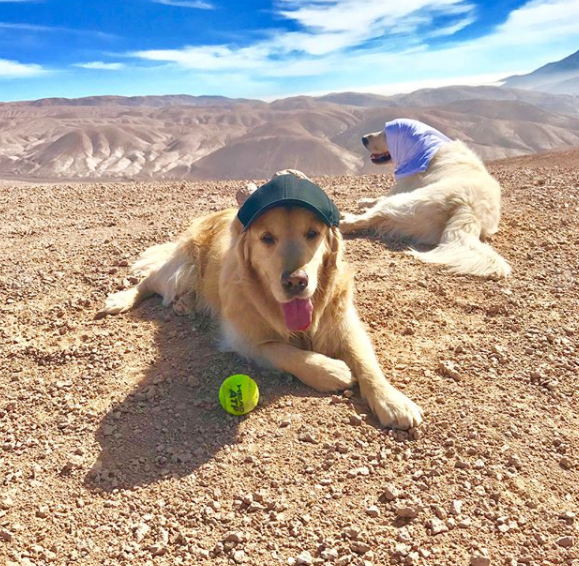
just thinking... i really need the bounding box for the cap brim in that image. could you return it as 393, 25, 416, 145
241, 198, 339, 231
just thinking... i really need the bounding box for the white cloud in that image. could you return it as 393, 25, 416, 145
131, 0, 579, 96
74, 61, 126, 70
489, 0, 579, 44
135, 45, 269, 70
0, 58, 45, 78
135, 0, 475, 72
426, 15, 475, 37
152, 0, 214, 8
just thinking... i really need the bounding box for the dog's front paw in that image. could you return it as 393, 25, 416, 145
312, 357, 356, 392
366, 386, 423, 430
98, 288, 139, 317
357, 197, 379, 209
339, 213, 360, 234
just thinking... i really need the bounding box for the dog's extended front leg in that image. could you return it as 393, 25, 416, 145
339, 207, 383, 234
256, 342, 355, 392
357, 197, 382, 209
335, 307, 423, 430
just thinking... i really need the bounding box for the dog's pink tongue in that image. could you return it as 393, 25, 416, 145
281, 299, 313, 332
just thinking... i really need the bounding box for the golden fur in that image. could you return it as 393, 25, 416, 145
100, 206, 422, 429
341, 129, 511, 278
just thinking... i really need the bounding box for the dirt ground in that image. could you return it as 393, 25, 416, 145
1, 153, 578, 566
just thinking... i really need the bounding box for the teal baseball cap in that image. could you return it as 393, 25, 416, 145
237, 174, 340, 231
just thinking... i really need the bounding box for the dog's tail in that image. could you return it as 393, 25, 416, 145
410, 206, 511, 278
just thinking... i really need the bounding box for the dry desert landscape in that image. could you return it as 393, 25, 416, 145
1, 149, 578, 566
2, 87, 579, 182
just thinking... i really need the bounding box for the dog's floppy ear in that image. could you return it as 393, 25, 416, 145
233, 219, 251, 268
324, 226, 343, 268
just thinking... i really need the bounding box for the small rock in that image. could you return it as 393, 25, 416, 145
0, 529, 14, 542
134, 523, 150, 542
365, 505, 380, 518
438, 360, 464, 381
396, 505, 419, 519
427, 517, 448, 535
458, 518, 472, 528
296, 550, 313, 565
560, 457, 574, 470
148, 543, 167, 556
224, 531, 244, 544
347, 466, 370, 478
233, 550, 248, 563
279, 417, 291, 428
397, 528, 411, 543
450, 500, 463, 516
36, 505, 49, 519
320, 548, 339, 560
380, 484, 400, 502
470, 551, 491, 566
506, 454, 522, 469
559, 511, 576, 523
349, 414, 363, 426
343, 526, 361, 539
352, 541, 371, 554
247, 501, 264, 513
298, 432, 318, 444
556, 536, 575, 548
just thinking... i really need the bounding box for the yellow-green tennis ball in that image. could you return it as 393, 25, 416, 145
219, 374, 259, 416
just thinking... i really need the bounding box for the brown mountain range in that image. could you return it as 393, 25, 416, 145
1, 86, 579, 181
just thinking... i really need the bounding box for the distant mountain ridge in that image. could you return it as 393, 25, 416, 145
1, 84, 579, 181
0, 94, 263, 108
502, 49, 579, 95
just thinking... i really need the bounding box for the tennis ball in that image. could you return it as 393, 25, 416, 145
219, 374, 259, 416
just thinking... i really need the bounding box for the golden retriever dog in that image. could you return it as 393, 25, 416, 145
99, 175, 422, 430
340, 119, 511, 278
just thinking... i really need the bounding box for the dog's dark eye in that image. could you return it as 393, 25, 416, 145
306, 229, 319, 240
260, 232, 275, 245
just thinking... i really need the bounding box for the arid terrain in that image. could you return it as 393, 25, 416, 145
1, 149, 578, 566
2, 86, 579, 181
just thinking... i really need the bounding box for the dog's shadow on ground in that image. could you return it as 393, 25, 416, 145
85, 300, 331, 492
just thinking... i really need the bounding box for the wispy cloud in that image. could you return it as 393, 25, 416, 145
74, 61, 126, 70
152, 0, 215, 8
0, 21, 116, 39
0, 58, 45, 78
131, 0, 579, 89
135, 0, 475, 73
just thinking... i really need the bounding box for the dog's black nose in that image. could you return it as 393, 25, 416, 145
361, 136, 369, 147
281, 270, 309, 294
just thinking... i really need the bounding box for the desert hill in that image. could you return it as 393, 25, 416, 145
503, 48, 579, 95
1, 86, 579, 181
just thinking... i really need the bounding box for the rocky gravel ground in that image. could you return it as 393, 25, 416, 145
1, 151, 578, 566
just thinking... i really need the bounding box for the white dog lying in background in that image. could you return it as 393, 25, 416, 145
340, 119, 511, 278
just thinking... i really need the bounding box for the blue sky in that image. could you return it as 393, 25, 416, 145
1, 0, 579, 101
